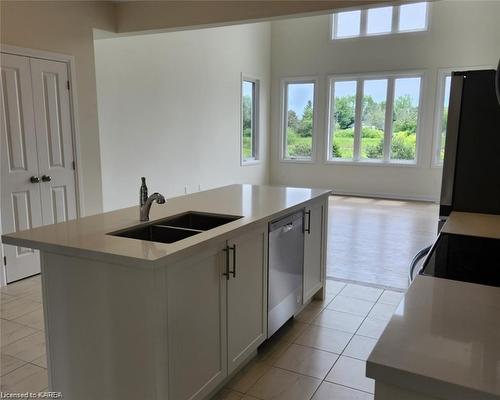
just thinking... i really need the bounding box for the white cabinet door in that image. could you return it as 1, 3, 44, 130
166, 243, 227, 400
227, 225, 267, 374
0, 53, 42, 283
303, 201, 324, 302
30, 58, 77, 225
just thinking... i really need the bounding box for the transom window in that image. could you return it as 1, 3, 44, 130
281, 79, 316, 161
331, 2, 429, 39
241, 77, 259, 164
328, 72, 423, 164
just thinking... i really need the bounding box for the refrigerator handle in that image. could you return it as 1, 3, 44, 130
495, 58, 500, 106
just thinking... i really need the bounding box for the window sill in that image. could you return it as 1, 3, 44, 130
280, 158, 315, 164
241, 159, 261, 166
331, 28, 428, 42
325, 159, 418, 168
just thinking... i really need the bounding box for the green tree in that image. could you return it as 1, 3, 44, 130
287, 110, 300, 133
334, 95, 356, 129
362, 96, 386, 131
297, 100, 313, 137
391, 131, 416, 160
332, 142, 342, 158
366, 139, 384, 159
242, 95, 252, 130
393, 95, 418, 134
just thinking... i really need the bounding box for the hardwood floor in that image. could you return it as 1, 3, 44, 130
327, 196, 439, 291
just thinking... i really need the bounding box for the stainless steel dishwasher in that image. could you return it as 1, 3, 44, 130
268, 210, 304, 338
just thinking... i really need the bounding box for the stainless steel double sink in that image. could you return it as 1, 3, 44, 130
110, 211, 243, 244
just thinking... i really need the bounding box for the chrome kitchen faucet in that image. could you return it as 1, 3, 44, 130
140, 193, 166, 221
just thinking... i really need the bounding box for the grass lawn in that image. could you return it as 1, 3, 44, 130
287, 132, 312, 147
242, 132, 252, 159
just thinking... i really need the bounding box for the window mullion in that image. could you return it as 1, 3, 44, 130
282, 84, 288, 159
384, 78, 395, 162
353, 79, 363, 161
360, 9, 368, 36
392, 5, 400, 33
328, 79, 335, 160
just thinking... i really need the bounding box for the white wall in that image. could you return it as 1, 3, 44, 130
269, 0, 500, 201
1, 1, 116, 215
95, 23, 271, 211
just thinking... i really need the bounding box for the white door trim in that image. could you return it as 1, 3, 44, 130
1, 44, 84, 218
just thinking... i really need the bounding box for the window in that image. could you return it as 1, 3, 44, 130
367, 6, 393, 35
282, 79, 316, 161
399, 2, 428, 32
434, 72, 452, 164
241, 77, 259, 164
332, 2, 428, 39
391, 77, 421, 161
328, 72, 423, 164
330, 80, 357, 160
361, 79, 388, 160
336, 10, 361, 38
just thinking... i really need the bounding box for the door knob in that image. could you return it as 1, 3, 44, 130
30, 176, 40, 183
41, 175, 51, 182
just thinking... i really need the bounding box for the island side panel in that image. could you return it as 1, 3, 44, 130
320, 194, 329, 300
375, 382, 442, 400
41, 252, 166, 400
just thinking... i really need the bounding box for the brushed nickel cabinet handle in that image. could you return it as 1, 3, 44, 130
223, 245, 230, 280
229, 245, 236, 278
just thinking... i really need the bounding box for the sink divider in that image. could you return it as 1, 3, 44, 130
154, 225, 205, 233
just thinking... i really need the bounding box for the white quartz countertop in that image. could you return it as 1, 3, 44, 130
1, 184, 330, 265
367, 211, 500, 400
441, 211, 500, 239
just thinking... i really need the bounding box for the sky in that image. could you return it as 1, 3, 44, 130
243, 80, 253, 99
288, 83, 314, 115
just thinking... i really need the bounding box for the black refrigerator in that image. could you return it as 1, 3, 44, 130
439, 68, 500, 228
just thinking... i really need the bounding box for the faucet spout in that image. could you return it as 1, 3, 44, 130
140, 192, 166, 221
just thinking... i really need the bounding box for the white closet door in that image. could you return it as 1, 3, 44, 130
30, 58, 77, 225
1, 53, 42, 282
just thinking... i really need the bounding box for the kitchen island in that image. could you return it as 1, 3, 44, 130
1, 184, 331, 400
367, 212, 500, 400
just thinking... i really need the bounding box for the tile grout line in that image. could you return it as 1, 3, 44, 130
306, 284, 385, 400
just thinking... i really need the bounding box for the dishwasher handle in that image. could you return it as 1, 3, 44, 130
304, 210, 311, 234
282, 223, 294, 233
269, 210, 304, 232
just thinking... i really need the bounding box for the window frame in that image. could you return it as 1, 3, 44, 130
431, 69, 452, 167
326, 70, 425, 167
431, 65, 495, 167
280, 76, 319, 163
330, 2, 430, 40
240, 75, 260, 166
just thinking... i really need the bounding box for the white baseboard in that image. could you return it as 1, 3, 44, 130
330, 189, 439, 203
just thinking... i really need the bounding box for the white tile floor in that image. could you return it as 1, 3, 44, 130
1, 276, 404, 399
0, 275, 47, 393
217, 280, 404, 400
